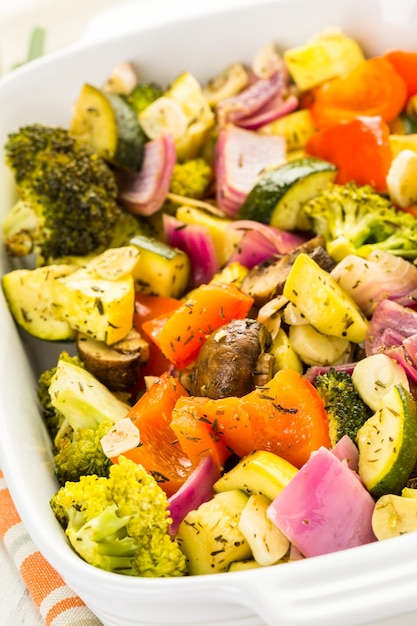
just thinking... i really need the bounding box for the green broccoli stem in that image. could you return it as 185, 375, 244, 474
67, 505, 138, 570
78, 505, 131, 541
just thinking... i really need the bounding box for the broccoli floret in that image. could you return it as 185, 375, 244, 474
169, 158, 212, 200
37, 351, 84, 440
40, 356, 131, 484
44, 211, 153, 264
303, 182, 417, 261
3, 124, 121, 262
125, 82, 163, 115
50, 456, 188, 577
53, 419, 114, 486
314, 368, 372, 447
107, 210, 151, 248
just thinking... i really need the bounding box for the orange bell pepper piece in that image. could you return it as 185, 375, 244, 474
171, 369, 330, 469
121, 372, 192, 497
384, 50, 417, 99
308, 57, 407, 129
133, 294, 181, 389
239, 369, 330, 467
170, 396, 232, 470
145, 282, 254, 370
306, 116, 392, 193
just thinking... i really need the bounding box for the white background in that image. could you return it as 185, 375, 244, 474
0, 0, 129, 75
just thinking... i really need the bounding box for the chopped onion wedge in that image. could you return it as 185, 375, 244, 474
168, 455, 220, 535
331, 251, 417, 317
228, 219, 307, 257
216, 71, 286, 126
387, 344, 417, 383
404, 333, 417, 368
365, 299, 417, 356
236, 93, 299, 131
163, 213, 219, 287
267, 446, 376, 558
304, 362, 357, 383
215, 125, 286, 216
331, 435, 359, 472
118, 134, 176, 216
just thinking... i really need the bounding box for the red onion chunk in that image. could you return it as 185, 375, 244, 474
217, 71, 285, 126
227, 228, 279, 268
397, 287, 417, 309
385, 344, 417, 383
228, 220, 308, 254
267, 446, 377, 558
404, 333, 417, 367
168, 456, 220, 536
288, 544, 304, 561
304, 362, 357, 383
236, 93, 299, 130
331, 435, 359, 472
331, 251, 417, 317
163, 214, 219, 287
118, 134, 176, 216
215, 125, 286, 216
365, 299, 417, 356
226, 220, 308, 269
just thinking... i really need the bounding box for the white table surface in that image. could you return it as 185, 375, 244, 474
3, 2, 417, 624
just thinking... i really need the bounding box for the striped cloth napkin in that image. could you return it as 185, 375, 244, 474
0, 469, 102, 625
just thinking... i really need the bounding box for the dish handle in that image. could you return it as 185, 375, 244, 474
235, 540, 417, 626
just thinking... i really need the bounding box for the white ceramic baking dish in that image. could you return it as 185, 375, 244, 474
2, 1, 417, 624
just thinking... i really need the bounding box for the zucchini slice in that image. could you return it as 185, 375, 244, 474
357, 385, 417, 498
238, 156, 337, 231
2, 265, 77, 341
214, 450, 298, 501
55, 266, 135, 346
130, 235, 190, 298
260, 109, 316, 151
283, 253, 369, 343
70, 83, 145, 171
177, 490, 251, 575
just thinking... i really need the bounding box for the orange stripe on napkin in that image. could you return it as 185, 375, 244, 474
20, 551, 76, 606
0, 470, 102, 625
0, 478, 21, 534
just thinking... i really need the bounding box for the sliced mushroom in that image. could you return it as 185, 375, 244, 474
77, 328, 149, 391
190, 318, 272, 399
240, 235, 336, 306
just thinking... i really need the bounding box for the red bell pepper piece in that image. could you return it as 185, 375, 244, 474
145, 282, 254, 370
306, 116, 392, 193
308, 57, 407, 129
384, 50, 417, 99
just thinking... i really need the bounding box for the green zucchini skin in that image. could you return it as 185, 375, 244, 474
238, 157, 337, 231
358, 385, 417, 499
130, 235, 191, 298
107, 93, 146, 171
70, 84, 145, 171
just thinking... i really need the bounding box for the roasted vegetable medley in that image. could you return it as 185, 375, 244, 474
3, 28, 417, 577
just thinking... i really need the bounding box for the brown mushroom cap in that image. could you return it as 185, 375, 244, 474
240, 234, 335, 306
77, 328, 149, 391
190, 318, 272, 399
